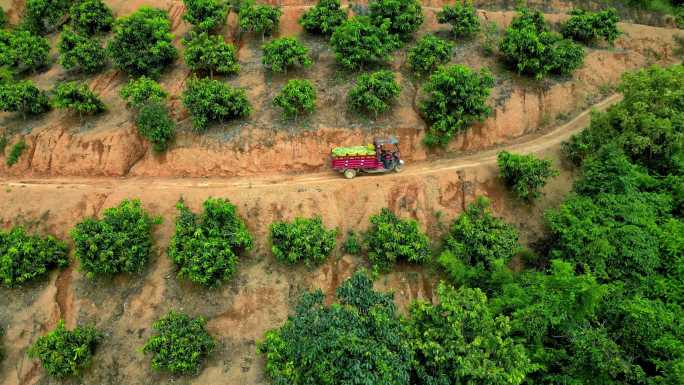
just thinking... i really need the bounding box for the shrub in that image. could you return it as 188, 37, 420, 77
52, 81, 105, 116
0, 226, 69, 287
143, 311, 215, 375
107, 7, 177, 77
419, 64, 494, 146
119, 76, 168, 109
368, 0, 424, 40
561, 8, 620, 45
0, 7, 7, 29
0, 81, 50, 116
168, 198, 253, 287
69, 0, 114, 35
364, 208, 430, 272
330, 16, 400, 71
497, 151, 559, 201
183, 32, 240, 77
408, 35, 453, 75
27, 321, 101, 378
238, 2, 282, 38
343, 230, 361, 254
261, 37, 311, 73
183, 0, 229, 32
273, 79, 316, 119
500, 8, 585, 79
58, 27, 107, 73
21, 0, 71, 34
0, 30, 50, 73
270, 216, 336, 265
436, 0, 480, 37
5, 139, 27, 167
136, 102, 175, 153
182, 77, 252, 131
258, 271, 413, 385
347, 70, 401, 116
299, 0, 347, 35
70, 199, 160, 278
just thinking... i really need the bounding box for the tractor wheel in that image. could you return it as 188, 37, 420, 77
394, 163, 403, 173
344, 169, 357, 179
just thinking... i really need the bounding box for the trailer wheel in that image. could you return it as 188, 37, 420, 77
344, 169, 357, 179
394, 164, 403, 173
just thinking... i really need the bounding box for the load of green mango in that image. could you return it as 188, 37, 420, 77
331, 144, 375, 157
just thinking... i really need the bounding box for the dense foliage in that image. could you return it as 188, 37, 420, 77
258, 272, 413, 385
497, 151, 559, 201
0, 226, 69, 287
0, 81, 51, 116
5, 139, 27, 166
407, 35, 453, 75
436, 0, 480, 37
70, 199, 160, 278
181, 77, 252, 131
419, 64, 494, 146
364, 208, 430, 272
561, 8, 620, 45
52, 81, 105, 116
343, 230, 361, 254
368, 0, 423, 40
142, 311, 216, 375
136, 102, 175, 153
69, 0, 114, 35
273, 79, 316, 119
183, 32, 240, 77
0, 7, 6, 29
107, 7, 177, 77
182, 0, 229, 32
27, 321, 101, 378
299, 0, 347, 35
261, 37, 311, 73
0, 30, 50, 73
119, 76, 168, 109
21, 0, 71, 35
347, 70, 401, 116
330, 16, 399, 71
500, 8, 585, 79
58, 27, 107, 73
238, 2, 282, 38
269, 216, 336, 265
168, 198, 253, 287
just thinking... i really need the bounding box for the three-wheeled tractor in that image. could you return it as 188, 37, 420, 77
330, 136, 404, 179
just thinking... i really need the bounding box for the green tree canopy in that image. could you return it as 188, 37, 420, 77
436, 0, 480, 37
330, 16, 400, 71
273, 79, 316, 119
408, 34, 454, 75
0, 226, 69, 287
270, 216, 336, 265
21, 0, 71, 34
69, 0, 115, 35
183, 32, 240, 77
299, 0, 347, 35
28, 321, 101, 378
364, 208, 431, 272
0, 29, 50, 73
347, 70, 401, 116
368, 0, 423, 40
182, 0, 229, 32
181, 77, 252, 131
238, 2, 282, 38
52, 81, 106, 116
561, 8, 620, 45
119, 76, 168, 109
497, 151, 559, 201
136, 101, 175, 153
261, 37, 311, 73
0, 80, 51, 116
58, 27, 107, 73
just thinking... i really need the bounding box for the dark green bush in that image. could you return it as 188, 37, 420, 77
500, 8, 585, 79
258, 271, 413, 385
182, 77, 252, 131
52, 81, 105, 116
0, 30, 50, 73
419, 64, 494, 146
27, 320, 101, 378
183, 0, 229, 32
261, 37, 311, 73
299, 0, 347, 35
69, 0, 114, 35
343, 230, 361, 254
436, 0, 480, 37
142, 311, 216, 375
136, 102, 175, 153
70, 199, 161, 278
107, 7, 177, 77
270, 216, 336, 265
347, 70, 401, 116
5, 139, 27, 167
0, 226, 69, 287
168, 198, 253, 287
408, 34, 453, 75
238, 2, 282, 38
21, 0, 71, 35
330, 16, 400, 71
368, 0, 423, 40
0, 7, 6, 29
561, 8, 620, 45
0, 81, 50, 116
364, 208, 430, 272
273, 79, 316, 119
183, 32, 240, 77
58, 27, 107, 73
120, 76, 168, 109
497, 151, 559, 201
